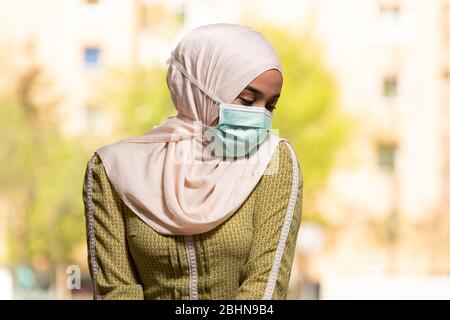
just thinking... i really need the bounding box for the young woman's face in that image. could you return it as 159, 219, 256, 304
211, 68, 282, 126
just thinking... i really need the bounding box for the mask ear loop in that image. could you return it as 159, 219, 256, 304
167, 53, 223, 129
166, 53, 224, 153
167, 54, 224, 105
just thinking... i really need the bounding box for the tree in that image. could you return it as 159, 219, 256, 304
94, 66, 175, 139
0, 46, 90, 297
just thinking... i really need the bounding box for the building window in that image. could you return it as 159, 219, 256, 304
377, 143, 397, 172
83, 47, 101, 68
378, 4, 403, 43
383, 76, 398, 99
379, 5, 401, 28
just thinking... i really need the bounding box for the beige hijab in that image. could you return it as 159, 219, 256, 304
95, 23, 286, 236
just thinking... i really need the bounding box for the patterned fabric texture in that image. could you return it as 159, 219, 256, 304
82, 141, 303, 300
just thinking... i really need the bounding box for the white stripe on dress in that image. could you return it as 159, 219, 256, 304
86, 155, 102, 300
184, 235, 199, 300
262, 142, 300, 300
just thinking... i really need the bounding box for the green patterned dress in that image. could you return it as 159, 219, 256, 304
82, 141, 303, 300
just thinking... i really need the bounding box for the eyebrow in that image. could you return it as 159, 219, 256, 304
244, 85, 281, 98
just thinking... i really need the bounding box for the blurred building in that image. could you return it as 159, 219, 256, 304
310, 0, 450, 222
302, 0, 450, 280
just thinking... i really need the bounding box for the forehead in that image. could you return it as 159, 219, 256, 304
244, 69, 283, 95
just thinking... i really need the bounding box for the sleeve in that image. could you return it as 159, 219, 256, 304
234, 141, 303, 300
82, 153, 144, 300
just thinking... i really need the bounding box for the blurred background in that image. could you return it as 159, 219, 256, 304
0, 0, 450, 300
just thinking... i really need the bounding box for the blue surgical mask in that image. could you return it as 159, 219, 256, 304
204, 103, 273, 158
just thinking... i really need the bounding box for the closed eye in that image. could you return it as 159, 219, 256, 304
239, 97, 276, 112
239, 98, 253, 106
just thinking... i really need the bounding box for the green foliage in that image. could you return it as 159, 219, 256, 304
95, 67, 176, 138
0, 67, 89, 266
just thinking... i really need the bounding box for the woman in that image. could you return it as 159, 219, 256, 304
82, 23, 303, 300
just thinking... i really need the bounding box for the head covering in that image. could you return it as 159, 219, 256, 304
95, 23, 286, 236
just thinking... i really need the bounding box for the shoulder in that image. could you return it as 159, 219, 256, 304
83, 152, 109, 188
83, 152, 121, 207
278, 141, 295, 163
86, 152, 105, 174
266, 140, 300, 179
